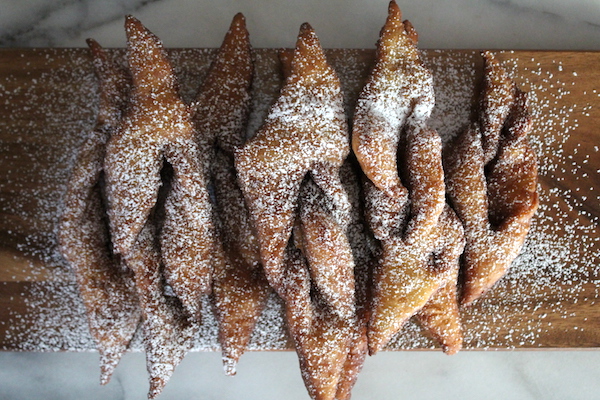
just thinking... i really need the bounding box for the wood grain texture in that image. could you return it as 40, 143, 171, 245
0, 48, 598, 351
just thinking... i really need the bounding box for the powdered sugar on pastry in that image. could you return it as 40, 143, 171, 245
104, 16, 216, 318
193, 13, 271, 376
352, 0, 434, 200
58, 39, 140, 384
445, 52, 539, 307
353, 1, 463, 355
235, 23, 351, 298
125, 221, 198, 400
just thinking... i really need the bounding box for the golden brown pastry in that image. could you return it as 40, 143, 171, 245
366, 173, 464, 354
445, 52, 539, 306
333, 161, 374, 399
413, 205, 464, 355
281, 34, 371, 399
125, 221, 198, 400
292, 175, 371, 400
352, 0, 432, 201
192, 13, 270, 375
353, 1, 463, 354
287, 205, 356, 400
297, 178, 356, 320
58, 38, 140, 384
193, 12, 253, 156
287, 191, 359, 400
235, 22, 351, 303
236, 25, 360, 399
211, 149, 271, 375
104, 15, 217, 319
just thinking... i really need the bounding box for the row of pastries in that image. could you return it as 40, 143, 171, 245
58, 1, 539, 399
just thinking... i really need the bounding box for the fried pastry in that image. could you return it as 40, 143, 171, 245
284, 234, 354, 400
192, 13, 270, 375
413, 205, 464, 355
297, 178, 356, 320
353, 1, 463, 354
292, 176, 367, 400
58, 38, 140, 384
235, 22, 351, 303
445, 52, 539, 306
352, 0, 433, 201
193, 12, 253, 156
270, 36, 366, 399
125, 221, 198, 400
238, 26, 359, 399
211, 149, 271, 376
104, 15, 217, 318
333, 160, 375, 399
364, 170, 464, 355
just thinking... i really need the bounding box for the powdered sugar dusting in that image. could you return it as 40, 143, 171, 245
1, 49, 599, 354
456, 51, 600, 348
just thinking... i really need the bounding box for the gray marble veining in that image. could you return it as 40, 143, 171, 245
1, 0, 599, 49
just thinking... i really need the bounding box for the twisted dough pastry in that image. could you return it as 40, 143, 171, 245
413, 205, 464, 355
286, 177, 360, 400
235, 22, 351, 300
59, 39, 140, 384
352, 0, 431, 201
291, 161, 374, 400
238, 26, 359, 400
104, 16, 217, 318
282, 245, 355, 400
353, 0, 464, 355
445, 52, 539, 306
126, 221, 198, 400
192, 13, 271, 375
211, 149, 270, 375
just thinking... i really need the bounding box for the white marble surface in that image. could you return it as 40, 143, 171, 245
1, 0, 599, 49
1, 0, 599, 399
1, 350, 600, 400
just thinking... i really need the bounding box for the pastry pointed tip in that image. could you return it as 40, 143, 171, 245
124, 14, 158, 46
403, 19, 418, 44
125, 14, 141, 26
86, 38, 106, 64
482, 50, 495, 62
378, 0, 410, 46
388, 0, 401, 20
300, 22, 313, 33
442, 340, 462, 355
99, 368, 112, 386
366, 329, 388, 356
291, 22, 331, 79
439, 325, 463, 355
125, 15, 143, 42
86, 37, 108, 63
229, 12, 248, 37
99, 366, 114, 385
460, 285, 484, 308
223, 11, 250, 48
482, 51, 509, 80
222, 356, 238, 376
148, 377, 167, 400
124, 14, 140, 32
297, 22, 319, 47
86, 37, 98, 49
98, 349, 121, 385
232, 12, 246, 25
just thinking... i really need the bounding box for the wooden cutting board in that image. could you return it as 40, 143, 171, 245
0, 48, 598, 351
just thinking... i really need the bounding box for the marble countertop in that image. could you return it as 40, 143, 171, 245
1, 0, 599, 50
1, 0, 599, 399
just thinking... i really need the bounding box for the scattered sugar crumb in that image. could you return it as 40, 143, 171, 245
1, 49, 598, 352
